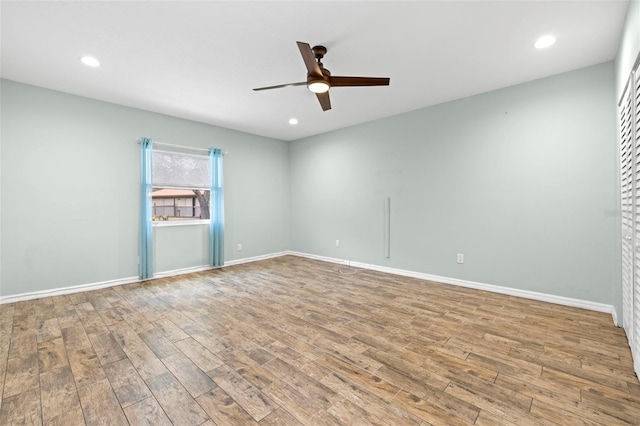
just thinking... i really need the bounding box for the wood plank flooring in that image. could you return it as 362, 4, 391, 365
1, 255, 639, 425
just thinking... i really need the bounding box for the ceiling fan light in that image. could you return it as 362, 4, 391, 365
308, 81, 330, 93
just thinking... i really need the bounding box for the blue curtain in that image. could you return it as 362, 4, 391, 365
139, 138, 153, 279
210, 148, 224, 267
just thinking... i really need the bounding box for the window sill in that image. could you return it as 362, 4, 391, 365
152, 219, 210, 227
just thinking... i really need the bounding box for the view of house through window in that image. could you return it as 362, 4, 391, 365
151, 148, 211, 222
152, 188, 210, 221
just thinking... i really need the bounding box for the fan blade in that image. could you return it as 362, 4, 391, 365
330, 76, 390, 87
297, 41, 322, 77
316, 91, 331, 111
253, 81, 307, 91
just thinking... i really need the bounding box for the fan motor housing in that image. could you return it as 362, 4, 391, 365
307, 67, 331, 86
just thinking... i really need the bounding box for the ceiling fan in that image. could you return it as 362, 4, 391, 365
253, 41, 390, 111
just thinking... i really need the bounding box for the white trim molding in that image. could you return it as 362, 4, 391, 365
0, 275, 139, 305
0, 251, 291, 304
0, 250, 618, 327
152, 219, 210, 228
153, 265, 216, 279
154, 251, 291, 278
611, 306, 619, 327
289, 251, 618, 324
224, 251, 291, 267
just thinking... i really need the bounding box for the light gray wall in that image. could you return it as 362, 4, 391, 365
154, 225, 209, 273
615, 0, 639, 99
290, 62, 619, 310
0, 59, 623, 313
0, 79, 289, 297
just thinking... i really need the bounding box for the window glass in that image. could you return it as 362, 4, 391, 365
151, 149, 211, 221
152, 150, 210, 189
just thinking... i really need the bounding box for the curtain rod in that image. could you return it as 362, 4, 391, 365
136, 138, 228, 155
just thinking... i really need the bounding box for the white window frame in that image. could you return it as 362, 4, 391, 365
150, 147, 211, 227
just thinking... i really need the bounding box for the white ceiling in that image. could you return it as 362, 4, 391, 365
0, 1, 630, 141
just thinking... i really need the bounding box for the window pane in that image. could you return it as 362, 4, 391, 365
152, 150, 210, 189
152, 188, 211, 221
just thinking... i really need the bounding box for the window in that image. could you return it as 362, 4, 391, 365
140, 139, 224, 278
152, 149, 210, 222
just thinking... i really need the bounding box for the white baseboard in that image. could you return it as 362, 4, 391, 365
288, 251, 617, 323
0, 250, 618, 327
224, 251, 290, 267
153, 265, 216, 279
0, 251, 292, 305
0, 275, 140, 304
154, 252, 291, 277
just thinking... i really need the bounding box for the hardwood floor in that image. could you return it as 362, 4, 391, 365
1, 255, 639, 425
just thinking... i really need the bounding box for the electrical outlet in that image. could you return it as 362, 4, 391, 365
237, 243, 243, 251
336, 240, 340, 247
457, 253, 464, 264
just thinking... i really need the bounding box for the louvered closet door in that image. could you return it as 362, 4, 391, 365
621, 82, 634, 341
634, 68, 640, 373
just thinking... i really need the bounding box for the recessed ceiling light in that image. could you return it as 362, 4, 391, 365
289, 118, 298, 125
80, 56, 100, 67
534, 35, 556, 49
